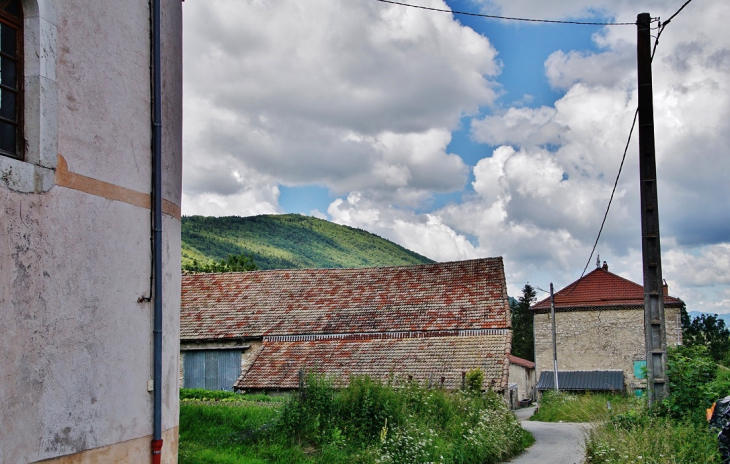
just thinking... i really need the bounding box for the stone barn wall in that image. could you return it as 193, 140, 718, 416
534, 306, 682, 390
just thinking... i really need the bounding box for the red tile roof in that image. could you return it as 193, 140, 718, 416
532, 266, 683, 312
508, 354, 535, 369
181, 258, 510, 341
234, 334, 511, 391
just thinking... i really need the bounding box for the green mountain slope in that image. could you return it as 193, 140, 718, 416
181, 214, 435, 270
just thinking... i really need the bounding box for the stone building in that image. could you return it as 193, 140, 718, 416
0, 1, 182, 462
181, 259, 517, 395
508, 355, 536, 405
532, 262, 683, 395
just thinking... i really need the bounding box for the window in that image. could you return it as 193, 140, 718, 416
183, 350, 242, 391
0, 0, 22, 160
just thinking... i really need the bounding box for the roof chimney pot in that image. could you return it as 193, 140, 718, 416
602, 261, 608, 271
663, 279, 668, 296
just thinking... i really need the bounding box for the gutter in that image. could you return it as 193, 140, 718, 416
150, 0, 163, 462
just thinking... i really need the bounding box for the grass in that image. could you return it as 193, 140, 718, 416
179, 375, 533, 464
180, 388, 286, 404
531, 391, 637, 423
530, 390, 723, 463
586, 414, 721, 463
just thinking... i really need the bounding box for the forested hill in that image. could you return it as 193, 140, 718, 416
181, 214, 435, 270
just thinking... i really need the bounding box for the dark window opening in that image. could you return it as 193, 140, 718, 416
0, 0, 22, 160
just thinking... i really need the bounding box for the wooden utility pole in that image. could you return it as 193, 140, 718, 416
637, 12, 668, 404
550, 283, 559, 391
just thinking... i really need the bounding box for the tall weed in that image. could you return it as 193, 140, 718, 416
586, 415, 721, 463
272, 372, 532, 463
532, 391, 636, 423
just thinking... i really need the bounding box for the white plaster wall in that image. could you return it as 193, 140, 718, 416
0, 0, 182, 462
534, 307, 683, 390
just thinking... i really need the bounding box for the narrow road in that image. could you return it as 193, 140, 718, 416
506, 407, 589, 464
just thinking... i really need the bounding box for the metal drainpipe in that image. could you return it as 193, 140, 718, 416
151, 0, 163, 462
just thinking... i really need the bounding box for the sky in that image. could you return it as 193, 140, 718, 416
181, 0, 730, 315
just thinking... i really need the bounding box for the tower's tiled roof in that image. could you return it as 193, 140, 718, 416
532, 266, 683, 312
181, 258, 510, 340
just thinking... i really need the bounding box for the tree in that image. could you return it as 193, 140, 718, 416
680, 305, 730, 366
182, 253, 258, 273
511, 284, 537, 361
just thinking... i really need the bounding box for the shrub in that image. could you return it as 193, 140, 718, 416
659, 345, 719, 424
271, 373, 532, 463
465, 368, 484, 393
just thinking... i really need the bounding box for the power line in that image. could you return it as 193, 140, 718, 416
663, 0, 695, 28
374, 0, 637, 26
570, 0, 695, 294
651, 0, 696, 60
568, 108, 638, 295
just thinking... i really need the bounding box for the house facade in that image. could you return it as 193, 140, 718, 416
0, 1, 182, 462
531, 262, 683, 394
181, 259, 515, 395
508, 355, 536, 406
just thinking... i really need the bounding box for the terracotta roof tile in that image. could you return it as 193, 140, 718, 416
181, 258, 510, 340
532, 267, 683, 311
508, 354, 535, 369
235, 334, 511, 391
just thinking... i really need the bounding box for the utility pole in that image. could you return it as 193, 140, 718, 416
637, 12, 668, 404
550, 283, 559, 391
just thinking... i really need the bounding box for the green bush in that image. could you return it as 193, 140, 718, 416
659, 345, 720, 424
271, 373, 532, 463
465, 368, 484, 393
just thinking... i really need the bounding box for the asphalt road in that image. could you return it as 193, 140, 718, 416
506, 407, 589, 464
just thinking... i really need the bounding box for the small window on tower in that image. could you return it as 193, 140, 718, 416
0, 0, 23, 160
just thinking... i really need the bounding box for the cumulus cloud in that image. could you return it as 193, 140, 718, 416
182, 0, 499, 211
471, 107, 565, 148
182, 0, 730, 315
327, 192, 479, 262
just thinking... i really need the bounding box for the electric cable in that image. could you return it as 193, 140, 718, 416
374, 0, 636, 25
562, 0, 695, 295
565, 108, 638, 297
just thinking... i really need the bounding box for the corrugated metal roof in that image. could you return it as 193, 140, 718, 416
536, 370, 624, 391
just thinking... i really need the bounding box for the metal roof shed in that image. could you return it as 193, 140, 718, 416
536, 370, 624, 392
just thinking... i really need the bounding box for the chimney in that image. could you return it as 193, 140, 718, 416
602, 261, 608, 271
663, 279, 668, 296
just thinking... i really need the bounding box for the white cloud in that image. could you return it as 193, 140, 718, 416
471, 107, 564, 147
182, 0, 499, 210
327, 192, 479, 262
181, 0, 730, 315
664, 245, 730, 288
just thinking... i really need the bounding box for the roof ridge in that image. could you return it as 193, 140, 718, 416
182, 256, 504, 277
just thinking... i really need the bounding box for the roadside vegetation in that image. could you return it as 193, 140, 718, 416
533, 345, 729, 463
531, 391, 636, 423
179, 372, 533, 464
